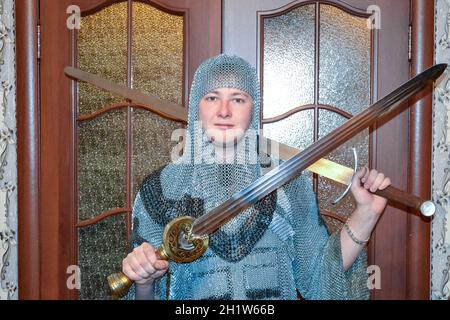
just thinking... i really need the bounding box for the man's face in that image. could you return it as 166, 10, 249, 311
199, 87, 253, 147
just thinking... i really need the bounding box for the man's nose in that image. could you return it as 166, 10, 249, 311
217, 100, 232, 118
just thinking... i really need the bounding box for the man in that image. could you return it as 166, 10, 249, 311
122, 54, 391, 300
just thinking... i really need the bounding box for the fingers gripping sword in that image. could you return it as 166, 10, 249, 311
323, 147, 435, 216
65, 64, 446, 297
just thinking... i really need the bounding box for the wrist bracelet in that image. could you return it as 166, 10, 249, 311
344, 219, 370, 246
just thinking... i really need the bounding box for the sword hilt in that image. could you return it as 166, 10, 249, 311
331, 148, 435, 217
107, 246, 168, 298
107, 216, 209, 297
373, 186, 435, 217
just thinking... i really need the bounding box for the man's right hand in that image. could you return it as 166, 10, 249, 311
122, 242, 169, 285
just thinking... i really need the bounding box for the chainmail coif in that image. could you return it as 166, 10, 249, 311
124, 54, 369, 300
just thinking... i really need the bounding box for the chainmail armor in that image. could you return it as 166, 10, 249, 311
123, 54, 369, 300
138, 165, 278, 262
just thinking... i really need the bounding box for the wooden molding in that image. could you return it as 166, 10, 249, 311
408, 0, 434, 300
16, 0, 40, 300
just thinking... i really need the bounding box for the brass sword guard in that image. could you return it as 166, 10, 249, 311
107, 216, 209, 297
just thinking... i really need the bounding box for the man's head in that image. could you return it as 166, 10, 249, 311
199, 87, 253, 147
187, 55, 261, 151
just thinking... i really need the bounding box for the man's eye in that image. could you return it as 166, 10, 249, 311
205, 96, 217, 102
234, 98, 245, 104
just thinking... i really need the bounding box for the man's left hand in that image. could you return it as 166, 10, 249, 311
350, 167, 391, 219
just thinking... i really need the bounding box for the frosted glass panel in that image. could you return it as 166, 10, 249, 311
319, 4, 371, 115
78, 214, 127, 300
78, 110, 127, 221
132, 109, 184, 198
318, 110, 369, 179
263, 4, 315, 119
318, 109, 347, 139
318, 175, 356, 219
131, 2, 185, 197
259, 2, 373, 233
132, 2, 184, 105
263, 110, 314, 151
77, 2, 128, 115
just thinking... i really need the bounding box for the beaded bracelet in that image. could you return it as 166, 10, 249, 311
344, 219, 370, 246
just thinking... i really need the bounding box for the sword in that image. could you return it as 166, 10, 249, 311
106, 64, 446, 297
65, 67, 435, 215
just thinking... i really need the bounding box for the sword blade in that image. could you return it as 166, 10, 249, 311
64, 65, 443, 225
191, 64, 446, 236
308, 158, 354, 185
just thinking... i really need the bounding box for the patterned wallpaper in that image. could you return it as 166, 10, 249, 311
0, 0, 17, 300
432, 0, 450, 301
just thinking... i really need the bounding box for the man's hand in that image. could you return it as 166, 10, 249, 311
350, 167, 391, 219
122, 242, 169, 285
340, 167, 392, 270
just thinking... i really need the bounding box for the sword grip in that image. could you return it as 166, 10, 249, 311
107, 216, 208, 297
373, 186, 435, 217
107, 246, 167, 298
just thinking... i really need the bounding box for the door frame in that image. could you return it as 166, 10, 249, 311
17, 0, 433, 299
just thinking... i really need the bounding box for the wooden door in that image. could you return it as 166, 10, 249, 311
222, 0, 432, 299
20, 0, 221, 299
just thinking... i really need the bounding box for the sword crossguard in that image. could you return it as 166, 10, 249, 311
332, 147, 358, 205
159, 216, 209, 263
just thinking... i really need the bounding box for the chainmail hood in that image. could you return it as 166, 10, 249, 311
139, 54, 276, 262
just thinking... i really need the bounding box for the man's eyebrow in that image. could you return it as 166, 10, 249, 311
206, 91, 250, 98
231, 92, 251, 98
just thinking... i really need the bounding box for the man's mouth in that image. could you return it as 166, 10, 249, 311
214, 123, 235, 130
